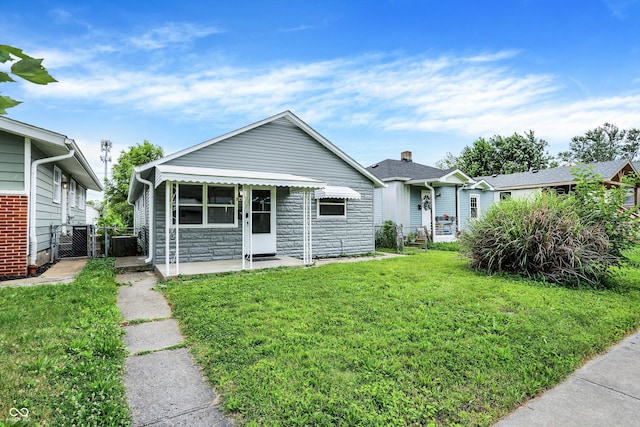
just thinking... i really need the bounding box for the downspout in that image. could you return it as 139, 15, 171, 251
29, 147, 75, 267
455, 185, 461, 235
423, 183, 436, 241
135, 173, 154, 264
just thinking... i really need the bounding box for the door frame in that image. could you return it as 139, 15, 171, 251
250, 186, 276, 255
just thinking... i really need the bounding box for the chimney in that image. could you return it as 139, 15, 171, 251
401, 151, 412, 162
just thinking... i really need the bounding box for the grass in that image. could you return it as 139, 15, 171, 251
163, 248, 640, 426
0, 258, 130, 426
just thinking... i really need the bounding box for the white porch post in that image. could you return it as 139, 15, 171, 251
242, 185, 253, 270
175, 183, 180, 275
241, 185, 246, 270
165, 182, 170, 275
303, 190, 309, 264
425, 183, 436, 242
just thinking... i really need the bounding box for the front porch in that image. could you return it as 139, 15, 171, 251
155, 256, 305, 280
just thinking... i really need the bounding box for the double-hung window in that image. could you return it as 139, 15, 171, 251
470, 194, 480, 219
78, 187, 86, 210
69, 180, 77, 208
52, 166, 62, 203
318, 198, 346, 218
207, 185, 235, 225
176, 184, 237, 226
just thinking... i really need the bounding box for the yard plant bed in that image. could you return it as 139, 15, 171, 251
163, 249, 640, 426
0, 258, 130, 426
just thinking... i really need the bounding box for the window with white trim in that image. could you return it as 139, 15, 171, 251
52, 166, 62, 203
317, 197, 346, 218
470, 194, 480, 219
78, 187, 86, 210
175, 184, 237, 226
69, 179, 76, 208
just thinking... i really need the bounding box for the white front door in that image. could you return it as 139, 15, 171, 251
251, 187, 276, 255
421, 190, 432, 236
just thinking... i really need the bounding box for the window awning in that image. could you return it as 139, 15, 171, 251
154, 165, 326, 189
314, 186, 361, 199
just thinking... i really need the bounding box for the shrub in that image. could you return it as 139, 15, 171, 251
460, 192, 616, 286
570, 166, 640, 258
375, 220, 398, 249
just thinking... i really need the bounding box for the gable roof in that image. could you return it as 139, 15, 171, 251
135, 110, 384, 186
366, 158, 474, 186
366, 158, 447, 181
0, 116, 102, 191
478, 159, 638, 190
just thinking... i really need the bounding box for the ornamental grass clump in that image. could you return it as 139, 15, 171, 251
460, 192, 616, 286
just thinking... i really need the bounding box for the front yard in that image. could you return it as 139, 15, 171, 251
1, 250, 639, 426
0, 259, 130, 426
163, 249, 640, 426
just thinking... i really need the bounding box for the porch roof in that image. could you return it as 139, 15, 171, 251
154, 164, 326, 189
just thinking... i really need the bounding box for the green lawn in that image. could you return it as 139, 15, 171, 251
163, 249, 640, 426
0, 259, 130, 426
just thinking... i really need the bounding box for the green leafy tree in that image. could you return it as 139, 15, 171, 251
558, 123, 640, 163
0, 44, 56, 114
440, 131, 553, 177
104, 141, 163, 227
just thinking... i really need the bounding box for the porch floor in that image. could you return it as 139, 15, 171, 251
155, 256, 305, 280
154, 253, 402, 281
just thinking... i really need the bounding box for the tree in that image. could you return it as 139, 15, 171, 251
439, 131, 553, 177
0, 44, 56, 114
558, 123, 640, 163
104, 141, 164, 227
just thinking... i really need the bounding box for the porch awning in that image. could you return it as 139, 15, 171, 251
154, 165, 325, 189
314, 186, 361, 199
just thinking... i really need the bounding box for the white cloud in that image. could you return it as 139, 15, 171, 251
22, 46, 640, 148
129, 23, 223, 50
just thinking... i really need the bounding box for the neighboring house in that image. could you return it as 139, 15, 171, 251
127, 111, 385, 274
366, 151, 494, 242
478, 160, 639, 207
85, 204, 100, 224
0, 117, 102, 277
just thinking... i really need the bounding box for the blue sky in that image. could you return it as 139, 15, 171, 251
2, 0, 640, 199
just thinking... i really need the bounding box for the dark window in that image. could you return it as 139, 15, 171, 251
252, 190, 271, 233
318, 198, 346, 217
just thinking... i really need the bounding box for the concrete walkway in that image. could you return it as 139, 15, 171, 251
0, 258, 88, 287
494, 329, 640, 426
116, 271, 233, 427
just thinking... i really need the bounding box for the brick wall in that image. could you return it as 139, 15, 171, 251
0, 195, 28, 277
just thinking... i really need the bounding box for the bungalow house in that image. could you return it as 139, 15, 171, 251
366, 151, 494, 242
478, 159, 639, 206
127, 111, 385, 275
0, 117, 102, 277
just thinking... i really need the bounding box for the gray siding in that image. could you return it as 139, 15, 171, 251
167, 119, 365, 183
33, 146, 86, 252
409, 186, 422, 229
0, 131, 25, 191
151, 119, 376, 263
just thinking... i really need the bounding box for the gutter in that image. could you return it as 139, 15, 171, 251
135, 173, 154, 264
29, 146, 75, 267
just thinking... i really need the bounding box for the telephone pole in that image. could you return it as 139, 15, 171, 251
100, 140, 112, 257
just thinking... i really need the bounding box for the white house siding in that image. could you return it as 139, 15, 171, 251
150, 119, 376, 262
0, 131, 25, 191
377, 181, 409, 228
373, 187, 383, 226
492, 188, 539, 202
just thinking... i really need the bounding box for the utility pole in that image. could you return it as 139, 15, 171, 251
100, 140, 112, 257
